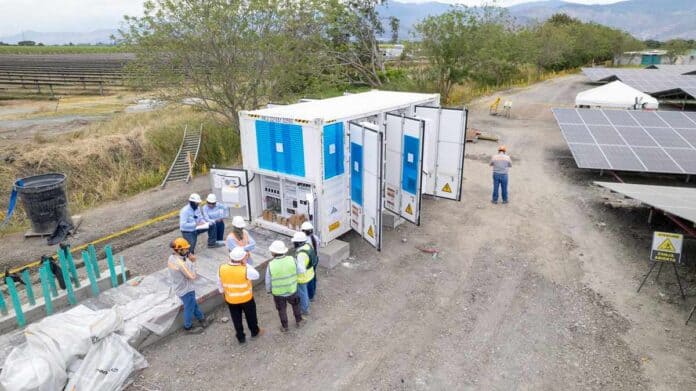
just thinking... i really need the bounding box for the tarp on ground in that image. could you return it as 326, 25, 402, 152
576, 81, 659, 110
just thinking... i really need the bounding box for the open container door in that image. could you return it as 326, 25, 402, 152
349, 122, 384, 250
414, 106, 467, 201
384, 113, 425, 225
209, 168, 251, 221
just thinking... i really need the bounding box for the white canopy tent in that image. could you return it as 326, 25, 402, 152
575, 81, 659, 110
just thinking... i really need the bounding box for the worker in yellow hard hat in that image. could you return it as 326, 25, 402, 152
168, 237, 211, 334
490, 145, 512, 204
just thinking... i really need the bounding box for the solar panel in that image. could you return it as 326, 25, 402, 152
553, 108, 696, 174
581, 68, 696, 98
595, 181, 696, 224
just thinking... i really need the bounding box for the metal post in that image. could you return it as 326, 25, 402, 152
88, 244, 101, 278
58, 253, 76, 305
656, 262, 664, 281
82, 251, 100, 297
39, 265, 53, 315
20, 269, 35, 306
6, 277, 26, 327
0, 290, 7, 315
44, 260, 58, 297
119, 255, 127, 284
64, 247, 80, 288
637, 262, 657, 293
105, 245, 118, 288
687, 305, 696, 325
673, 263, 686, 299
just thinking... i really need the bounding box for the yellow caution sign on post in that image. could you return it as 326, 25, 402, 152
367, 225, 374, 238
405, 204, 413, 215
441, 183, 452, 193
650, 231, 682, 263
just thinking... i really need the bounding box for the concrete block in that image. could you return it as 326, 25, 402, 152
0, 268, 131, 334
382, 210, 405, 229
318, 239, 350, 269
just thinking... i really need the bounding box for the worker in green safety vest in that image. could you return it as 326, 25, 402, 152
265, 240, 305, 332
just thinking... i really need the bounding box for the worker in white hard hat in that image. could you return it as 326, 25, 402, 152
226, 216, 256, 265
301, 221, 320, 301
265, 240, 305, 331
218, 247, 263, 344
490, 145, 512, 204
202, 193, 227, 247
179, 193, 217, 254
292, 231, 317, 315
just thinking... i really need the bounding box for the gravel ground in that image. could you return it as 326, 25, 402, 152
125, 75, 696, 390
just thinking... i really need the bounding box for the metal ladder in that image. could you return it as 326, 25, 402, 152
161, 124, 202, 187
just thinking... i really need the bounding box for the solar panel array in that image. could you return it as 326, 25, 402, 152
552, 108, 696, 174
581, 68, 696, 98
646, 64, 696, 75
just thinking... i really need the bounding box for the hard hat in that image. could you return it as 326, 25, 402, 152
232, 216, 246, 228
291, 231, 307, 243
206, 193, 217, 203
300, 221, 313, 231
229, 247, 247, 262
498, 145, 507, 152
269, 240, 288, 255
170, 237, 191, 251
189, 193, 202, 203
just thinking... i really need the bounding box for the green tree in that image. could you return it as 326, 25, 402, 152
119, 0, 328, 130
389, 16, 400, 44
664, 39, 694, 64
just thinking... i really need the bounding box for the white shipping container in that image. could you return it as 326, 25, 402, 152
209, 90, 467, 251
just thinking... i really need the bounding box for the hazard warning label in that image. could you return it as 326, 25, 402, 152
441, 183, 452, 193
650, 231, 682, 263
405, 203, 413, 215
367, 225, 374, 238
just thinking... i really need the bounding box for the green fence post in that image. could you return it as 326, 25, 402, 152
20, 269, 35, 306
58, 253, 76, 305
6, 277, 26, 327
44, 260, 58, 297
88, 244, 101, 279
82, 251, 100, 296
104, 245, 118, 288
0, 290, 7, 316
119, 255, 127, 285
39, 265, 53, 316
63, 246, 80, 288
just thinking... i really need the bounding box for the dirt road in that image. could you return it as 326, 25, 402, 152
130, 75, 696, 390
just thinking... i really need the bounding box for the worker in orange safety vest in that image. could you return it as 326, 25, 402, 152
218, 246, 263, 344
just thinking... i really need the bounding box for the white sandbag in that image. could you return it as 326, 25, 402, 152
65, 335, 147, 391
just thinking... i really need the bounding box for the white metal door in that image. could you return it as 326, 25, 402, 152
349, 122, 383, 250
384, 113, 425, 225
414, 106, 467, 201
209, 168, 251, 221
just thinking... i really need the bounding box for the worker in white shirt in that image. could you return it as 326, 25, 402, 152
226, 216, 257, 265
202, 193, 227, 246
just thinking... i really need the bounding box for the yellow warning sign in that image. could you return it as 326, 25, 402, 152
405, 203, 413, 215
367, 225, 374, 238
441, 183, 452, 193
657, 239, 676, 252
329, 221, 341, 232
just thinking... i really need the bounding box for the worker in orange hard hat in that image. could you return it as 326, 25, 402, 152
490, 145, 512, 204
168, 237, 211, 334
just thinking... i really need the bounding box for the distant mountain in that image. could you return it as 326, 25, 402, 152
378, 0, 696, 41
0, 30, 117, 45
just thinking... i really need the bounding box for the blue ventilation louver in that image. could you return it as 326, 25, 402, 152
350, 142, 363, 206
323, 123, 344, 180
256, 120, 305, 177
401, 135, 420, 195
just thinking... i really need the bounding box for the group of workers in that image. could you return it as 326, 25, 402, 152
172, 193, 320, 343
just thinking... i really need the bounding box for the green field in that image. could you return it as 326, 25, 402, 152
0, 45, 128, 54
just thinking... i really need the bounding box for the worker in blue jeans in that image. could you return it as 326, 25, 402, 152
490, 145, 512, 204
167, 238, 211, 334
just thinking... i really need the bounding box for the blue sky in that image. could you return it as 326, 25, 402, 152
0, 0, 625, 37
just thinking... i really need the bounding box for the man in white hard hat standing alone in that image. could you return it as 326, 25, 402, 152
265, 240, 305, 332
292, 231, 317, 315
218, 246, 263, 344
226, 216, 256, 264
202, 193, 227, 247
490, 145, 512, 205
301, 222, 320, 301
179, 193, 214, 254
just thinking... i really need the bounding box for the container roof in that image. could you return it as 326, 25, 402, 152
244, 90, 440, 122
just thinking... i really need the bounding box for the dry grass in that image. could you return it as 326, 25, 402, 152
0, 105, 238, 234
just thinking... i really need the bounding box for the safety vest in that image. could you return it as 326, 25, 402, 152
296, 244, 315, 284
269, 255, 298, 296
228, 230, 249, 247
219, 263, 252, 304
